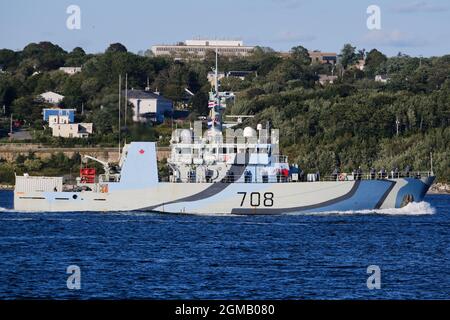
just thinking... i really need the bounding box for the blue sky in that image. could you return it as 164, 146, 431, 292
1, 0, 449, 57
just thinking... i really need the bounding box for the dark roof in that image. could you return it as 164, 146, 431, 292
227, 70, 254, 77
126, 89, 172, 102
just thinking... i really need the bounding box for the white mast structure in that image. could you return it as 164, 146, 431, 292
124, 73, 128, 145
118, 74, 121, 158
210, 48, 223, 131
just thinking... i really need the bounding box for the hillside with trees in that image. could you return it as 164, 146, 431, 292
0, 42, 449, 183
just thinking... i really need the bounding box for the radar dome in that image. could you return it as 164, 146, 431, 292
180, 129, 192, 143
243, 127, 257, 138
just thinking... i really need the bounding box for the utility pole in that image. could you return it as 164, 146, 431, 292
125, 73, 128, 131
396, 116, 400, 136
118, 74, 121, 157
430, 152, 433, 174
9, 113, 13, 140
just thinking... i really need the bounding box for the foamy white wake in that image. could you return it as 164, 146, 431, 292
0, 202, 435, 216
299, 201, 435, 216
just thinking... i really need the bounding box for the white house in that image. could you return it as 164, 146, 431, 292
127, 89, 173, 123
59, 67, 82, 75
48, 115, 70, 126
226, 70, 255, 80
375, 75, 390, 83
39, 91, 65, 104
318, 74, 338, 85
51, 123, 93, 138
207, 71, 226, 87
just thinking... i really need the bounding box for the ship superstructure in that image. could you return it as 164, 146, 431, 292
168, 124, 290, 184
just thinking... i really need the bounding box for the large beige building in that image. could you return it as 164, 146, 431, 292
308, 51, 337, 64
151, 39, 254, 58
51, 123, 93, 138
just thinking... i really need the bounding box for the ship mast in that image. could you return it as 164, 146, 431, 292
118, 74, 121, 158
209, 48, 223, 131
215, 49, 219, 96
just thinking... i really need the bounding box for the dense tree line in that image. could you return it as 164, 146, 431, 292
0, 41, 449, 182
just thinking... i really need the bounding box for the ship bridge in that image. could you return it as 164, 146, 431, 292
167, 125, 290, 183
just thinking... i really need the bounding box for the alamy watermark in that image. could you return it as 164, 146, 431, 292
367, 265, 381, 289
367, 5, 381, 30
66, 265, 81, 290
66, 5, 81, 30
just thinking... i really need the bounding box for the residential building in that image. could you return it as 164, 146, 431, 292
43, 108, 75, 123
51, 123, 93, 138
151, 39, 255, 58
375, 75, 390, 83
48, 115, 70, 125
38, 91, 65, 105
226, 70, 255, 80
207, 70, 255, 87
207, 71, 226, 87
308, 51, 337, 64
318, 74, 338, 85
127, 89, 173, 123
59, 67, 82, 75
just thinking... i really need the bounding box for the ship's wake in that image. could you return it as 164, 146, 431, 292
293, 201, 435, 216
0, 202, 435, 216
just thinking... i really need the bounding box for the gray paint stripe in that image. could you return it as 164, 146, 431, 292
142, 164, 247, 211
374, 180, 396, 209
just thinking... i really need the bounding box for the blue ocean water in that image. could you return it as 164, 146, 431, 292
0, 190, 449, 299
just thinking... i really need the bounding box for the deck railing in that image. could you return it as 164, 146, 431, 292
273, 155, 288, 163
321, 171, 434, 182
165, 171, 434, 183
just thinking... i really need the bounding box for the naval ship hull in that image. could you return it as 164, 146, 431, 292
14, 177, 435, 214
13, 142, 435, 214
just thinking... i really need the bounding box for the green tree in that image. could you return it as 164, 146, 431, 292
21, 42, 66, 71
290, 45, 311, 65
105, 43, 128, 54
365, 49, 387, 77
65, 47, 87, 66
339, 43, 357, 69
0, 49, 18, 70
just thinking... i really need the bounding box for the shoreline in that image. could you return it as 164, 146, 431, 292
429, 182, 450, 194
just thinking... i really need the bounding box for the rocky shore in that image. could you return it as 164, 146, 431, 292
429, 183, 450, 194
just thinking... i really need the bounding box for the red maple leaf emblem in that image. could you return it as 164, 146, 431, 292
139, 149, 145, 154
